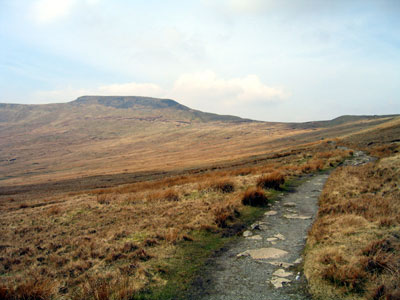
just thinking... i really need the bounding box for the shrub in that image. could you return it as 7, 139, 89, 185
211, 179, 235, 193
256, 172, 285, 190
241, 187, 268, 207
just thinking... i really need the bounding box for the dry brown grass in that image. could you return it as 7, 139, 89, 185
368, 144, 400, 158
1, 109, 392, 188
209, 179, 236, 193
300, 158, 324, 173
241, 187, 269, 207
256, 172, 285, 190
0, 274, 56, 300
0, 115, 318, 187
304, 153, 400, 300
0, 141, 353, 299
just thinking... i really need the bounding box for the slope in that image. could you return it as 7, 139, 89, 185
0, 96, 397, 186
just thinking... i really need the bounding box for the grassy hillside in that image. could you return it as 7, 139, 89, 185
0, 96, 396, 187
0, 138, 353, 300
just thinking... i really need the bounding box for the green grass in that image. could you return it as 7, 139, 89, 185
238, 205, 268, 226
135, 230, 231, 300
134, 204, 268, 300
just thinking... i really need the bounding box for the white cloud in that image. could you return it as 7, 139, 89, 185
203, 0, 272, 16
32, 0, 76, 23
31, 82, 164, 103
31, 71, 288, 114
96, 82, 164, 97
170, 71, 288, 108
31, 0, 99, 23
227, 0, 268, 14
32, 87, 89, 103
206, 0, 350, 17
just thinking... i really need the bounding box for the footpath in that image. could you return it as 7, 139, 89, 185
189, 150, 373, 300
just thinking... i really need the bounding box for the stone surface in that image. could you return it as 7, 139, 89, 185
283, 214, 312, 220
270, 277, 291, 288
267, 237, 278, 242
273, 269, 293, 277
247, 235, 262, 240
283, 202, 296, 207
274, 233, 286, 240
243, 230, 252, 237
268, 261, 294, 268
294, 257, 302, 264
264, 210, 278, 216
237, 248, 288, 260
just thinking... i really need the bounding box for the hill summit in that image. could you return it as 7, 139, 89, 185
69, 95, 249, 123
72, 96, 190, 110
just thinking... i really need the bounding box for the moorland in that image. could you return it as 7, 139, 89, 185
0, 96, 399, 299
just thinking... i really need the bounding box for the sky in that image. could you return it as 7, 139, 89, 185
0, 0, 399, 122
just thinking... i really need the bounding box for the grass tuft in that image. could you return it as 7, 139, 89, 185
256, 172, 285, 190
0, 276, 55, 300
241, 187, 269, 207
211, 179, 235, 193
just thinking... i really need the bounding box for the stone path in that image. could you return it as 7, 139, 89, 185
189, 151, 374, 300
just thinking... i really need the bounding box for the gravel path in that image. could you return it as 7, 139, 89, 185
189, 151, 374, 300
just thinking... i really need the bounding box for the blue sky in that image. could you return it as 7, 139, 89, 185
0, 0, 399, 121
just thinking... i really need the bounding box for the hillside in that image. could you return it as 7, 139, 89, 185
0, 96, 399, 300
0, 96, 397, 186
0, 96, 249, 124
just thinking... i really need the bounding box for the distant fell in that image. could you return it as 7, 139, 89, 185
71, 95, 250, 123
0, 96, 251, 124
73, 96, 190, 111
289, 114, 399, 129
